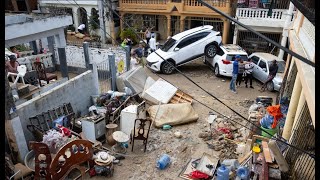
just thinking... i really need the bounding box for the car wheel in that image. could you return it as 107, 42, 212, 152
205, 44, 218, 58
267, 82, 274, 92
214, 64, 220, 77
161, 61, 175, 74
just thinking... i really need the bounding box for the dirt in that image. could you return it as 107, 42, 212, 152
88, 58, 277, 179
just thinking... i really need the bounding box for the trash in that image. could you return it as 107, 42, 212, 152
157, 154, 170, 170
201, 96, 206, 98
113, 160, 120, 164
236, 166, 249, 179
252, 143, 261, 153
222, 79, 226, 82
123, 87, 133, 96
256, 96, 273, 107
163, 125, 172, 130
222, 159, 240, 171
174, 131, 182, 138
217, 165, 230, 180
198, 132, 210, 138
190, 170, 209, 179
114, 154, 125, 160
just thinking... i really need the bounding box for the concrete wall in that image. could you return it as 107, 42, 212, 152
15, 70, 99, 157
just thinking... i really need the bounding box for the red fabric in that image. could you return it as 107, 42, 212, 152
57, 125, 71, 137
267, 105, 283, 129
89, 168, 96, 177
217, 127, 233, 139
190, 170, 209, 179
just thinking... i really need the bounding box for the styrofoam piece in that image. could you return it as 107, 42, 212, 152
116, 68, 135, 92
143, 78, 178, 104
124, 66, 148, 94
141, 76, 156, 98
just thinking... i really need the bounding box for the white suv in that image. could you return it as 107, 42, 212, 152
204, 44, 248, 77
146, 25, 222, 74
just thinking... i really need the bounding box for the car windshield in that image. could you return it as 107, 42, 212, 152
226, 55, 248, 61
268, 61, 285, 73
161, 38, 176, 52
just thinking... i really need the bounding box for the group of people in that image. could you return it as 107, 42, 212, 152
230, 55, 278, 93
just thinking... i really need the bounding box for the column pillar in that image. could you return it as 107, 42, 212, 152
222, 19, 230, 44
54, 29, 69, 79
282, 73, 302, 140
292, 89, 306, 130
233, 25, 238, 44
166, 15, 171, 38
47, 36, 57, 67
72, 7, 79, 31
180, 16, 186, 32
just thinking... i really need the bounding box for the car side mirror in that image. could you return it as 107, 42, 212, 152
262, 68, 267, 72
174, 47, 180, 51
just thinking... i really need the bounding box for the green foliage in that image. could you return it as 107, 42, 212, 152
15, 44, 30, 51
89, 9, 100, 30
119, 28, 138, 44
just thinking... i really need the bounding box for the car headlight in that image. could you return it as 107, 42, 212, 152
147, 61, 159, 66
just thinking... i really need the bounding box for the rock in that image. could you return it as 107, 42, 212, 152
198, 132, 210, 138
174, 131, 182, 138
222, 79, 226, 82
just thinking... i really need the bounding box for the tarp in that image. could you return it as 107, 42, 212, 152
148, 103, 199, 127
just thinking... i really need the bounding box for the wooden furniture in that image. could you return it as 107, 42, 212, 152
30, 139, 94, 180
34, 62, 57, 87
130, 118, 152, 152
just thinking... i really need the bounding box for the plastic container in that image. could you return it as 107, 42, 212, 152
222, 159, 240, 171
157, 154, 170, 170
163, 125, 172, 130
261, 126, 278, 138
217, 164, 230, 180
236, 166, 249, 180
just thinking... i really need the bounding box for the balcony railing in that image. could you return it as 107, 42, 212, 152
121, 0, 168, 4
236, 8, 287, 20
290, 0, 315, 25
184, 0, 228, 7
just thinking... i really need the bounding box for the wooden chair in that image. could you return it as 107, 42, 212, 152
30, 139, 94, 180
34, 62, 57, 87
130, 118, 152, 152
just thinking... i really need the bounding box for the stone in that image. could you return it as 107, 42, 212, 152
174, 131, 182, 138
198, 132, 210, 138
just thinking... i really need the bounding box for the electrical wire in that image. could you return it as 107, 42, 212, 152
52, 0, 314, 158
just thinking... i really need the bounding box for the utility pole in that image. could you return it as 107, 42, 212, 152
98, 0, 106, 44
278, 2, 294, 60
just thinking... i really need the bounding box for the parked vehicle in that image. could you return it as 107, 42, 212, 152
204, 44, 248, 77
248, 52, 285, 91
146, 25, 222, 74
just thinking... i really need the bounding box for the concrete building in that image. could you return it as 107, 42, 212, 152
118, 0, 237, 44
233, 0, 292, 56
38, 0, 119, 43
278, 0, 314, 178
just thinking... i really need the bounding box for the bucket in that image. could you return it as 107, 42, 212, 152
261, 126, 278, 138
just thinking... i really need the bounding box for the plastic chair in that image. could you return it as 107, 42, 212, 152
7, 65, 27, 88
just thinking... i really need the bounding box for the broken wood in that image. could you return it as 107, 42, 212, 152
238, 150, 252, 164
169, 90, 193, 104
261, 154, 269, 180
268, 140, 289, 172
251, 135, 270, 149
262, 141, 273, 163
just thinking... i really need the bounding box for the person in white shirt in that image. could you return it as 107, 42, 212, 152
244, 58, 254, 88
78, 24, 86, 34
148, 35, 156, 52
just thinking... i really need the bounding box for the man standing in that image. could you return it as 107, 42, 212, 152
260, 60, 278, 92
244, 58, 254, 88
145, 27, 152, 44
149, 35, 156, 52
230, 55, 240, 93
132, 43, 144, 64
77, 23, 86, 34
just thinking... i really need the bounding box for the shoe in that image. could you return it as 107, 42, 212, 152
250, 86, 254, 89
233, 90, 237, 94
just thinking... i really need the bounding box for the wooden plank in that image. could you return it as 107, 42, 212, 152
268, 140, 289, 172
262, 141, 273, 163
261, 154, 269, 180
238, 150, 252, 164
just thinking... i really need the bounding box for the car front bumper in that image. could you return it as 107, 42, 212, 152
146, 60, 162, 72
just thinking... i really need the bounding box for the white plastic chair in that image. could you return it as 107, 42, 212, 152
7, 65, 27, 88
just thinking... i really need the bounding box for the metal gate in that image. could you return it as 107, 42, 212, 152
237, 31, 281, 55
284, 103, 315, 180
96, 60, 112, 94
185, 17, 223, 34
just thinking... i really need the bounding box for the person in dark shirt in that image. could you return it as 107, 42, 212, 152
260, 60, 278, 92
132, 43, 144, 64
230, 55, 240, 93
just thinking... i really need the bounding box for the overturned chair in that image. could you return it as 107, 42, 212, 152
130, 118, 152, 152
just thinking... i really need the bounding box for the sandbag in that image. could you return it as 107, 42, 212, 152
148, 103, 199, 127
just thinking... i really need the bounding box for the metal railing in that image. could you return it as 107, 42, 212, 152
236, 8, 287, 20
96, 60, 112, 93
236, 0, 290, 9
283, 103, 315, 179
121, 0, 168, 4
184, 0, 228, 7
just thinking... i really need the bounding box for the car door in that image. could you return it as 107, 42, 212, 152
256, 59, 268, 82
191, 32, 210, 55
251, 55, 260, 78
171, 36, 195, 64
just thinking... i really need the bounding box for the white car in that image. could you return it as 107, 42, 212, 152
249, 52, 285, 91
146, 25, 222, 74
204, 44, 248, 77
